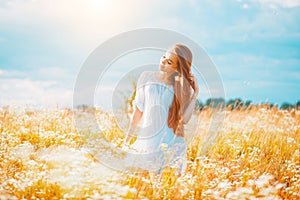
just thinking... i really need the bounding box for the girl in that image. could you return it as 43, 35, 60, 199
123, 44, 199, 174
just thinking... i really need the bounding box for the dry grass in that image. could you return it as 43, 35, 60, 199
0, 106, 299, 199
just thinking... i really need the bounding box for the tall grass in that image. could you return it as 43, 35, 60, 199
0, 106, 299, 199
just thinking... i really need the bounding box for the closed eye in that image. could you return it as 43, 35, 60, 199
162, 55, 173, 65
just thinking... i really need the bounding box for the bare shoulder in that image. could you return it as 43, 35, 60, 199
140, 71, 156, 77
138, 71, 156, 83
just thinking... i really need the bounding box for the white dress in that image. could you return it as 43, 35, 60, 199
124, 71, 187, 173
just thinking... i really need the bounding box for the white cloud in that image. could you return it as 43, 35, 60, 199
184, 0, 300, 48
0, 0, 299, 107
0, 67, 76, 107
0, 0, 185, 49
0, 78, 72, 107
34, 66, 77, 83
258, 0, 300, 8
242, 3, 250, 9
0, 67, 76, 86
219, 5, 299, 43
0, 69, 26, 77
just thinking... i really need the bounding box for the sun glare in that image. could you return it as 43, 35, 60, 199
90, 0, 110, 9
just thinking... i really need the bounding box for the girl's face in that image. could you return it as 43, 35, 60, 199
159, 50, 178, 74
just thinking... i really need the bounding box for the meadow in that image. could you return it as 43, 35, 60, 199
0, 105, 299, 199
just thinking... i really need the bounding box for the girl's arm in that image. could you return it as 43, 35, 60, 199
182, 93, 198, 124
124, 106, 143, 145
182, 75, 199, 124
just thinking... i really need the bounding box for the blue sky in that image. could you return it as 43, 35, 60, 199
0, 0, 299, 108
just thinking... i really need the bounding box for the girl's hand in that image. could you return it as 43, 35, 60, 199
189, 74, 199, 95
122, 142, 129, 151
123, 135, 131, 146
122, 136, 130, 151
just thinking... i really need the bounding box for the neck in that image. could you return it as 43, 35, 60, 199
159, 71, 174, 85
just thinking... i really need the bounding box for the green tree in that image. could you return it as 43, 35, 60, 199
205, 97, 225, 109
295, 101, 300, 110
194, 99, 204, 111
280, 102, 293, 110
226, 98, 242, 110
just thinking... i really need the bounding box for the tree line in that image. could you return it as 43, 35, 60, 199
76, 98, 299, 112
194, 98, 300, 111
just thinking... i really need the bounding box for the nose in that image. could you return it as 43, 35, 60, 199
161, 57, 167, 64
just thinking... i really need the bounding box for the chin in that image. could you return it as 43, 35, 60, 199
159, 69, 166, 74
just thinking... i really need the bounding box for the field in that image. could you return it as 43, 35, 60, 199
0, 106, 299, 199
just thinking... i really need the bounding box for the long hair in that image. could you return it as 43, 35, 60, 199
167, 44, 194, 137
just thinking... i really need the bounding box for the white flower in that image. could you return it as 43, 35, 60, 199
160, 143, 168, 151
255, 174, 274, 188
218, 180, 231, 189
